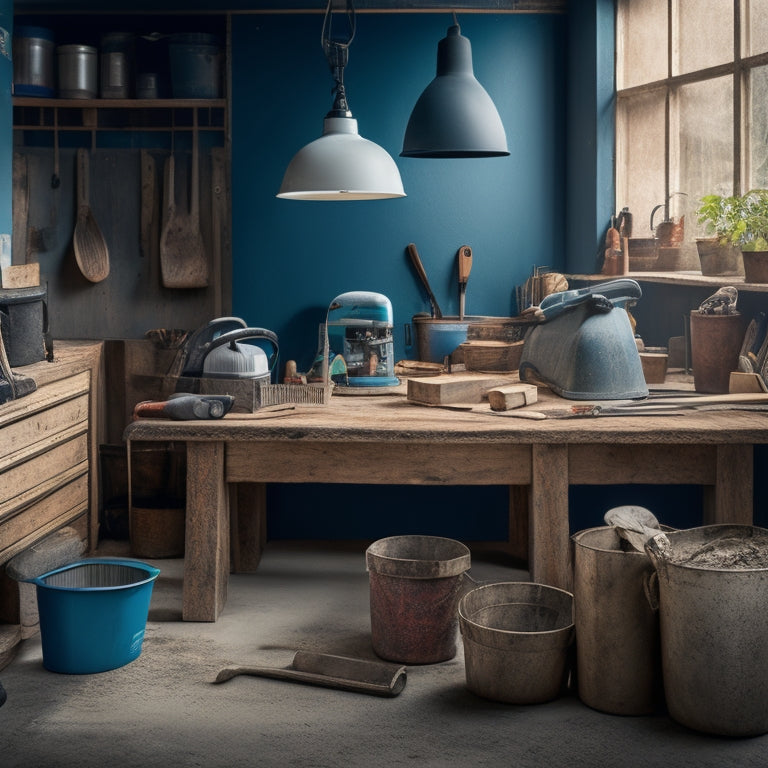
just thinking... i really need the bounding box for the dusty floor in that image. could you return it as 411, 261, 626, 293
1, 542, 767, 767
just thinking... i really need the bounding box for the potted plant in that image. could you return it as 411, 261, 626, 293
728, 189, 768, 283
695, 193, 744, 276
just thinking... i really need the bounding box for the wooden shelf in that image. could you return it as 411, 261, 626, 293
570, 272, 768, 293
13, 97, 226, 109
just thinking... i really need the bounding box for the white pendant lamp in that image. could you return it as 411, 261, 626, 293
278, 0, 405, 201
401, 18, 509, 158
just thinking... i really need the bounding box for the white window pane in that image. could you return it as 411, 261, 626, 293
673, 76, 734, 239
744, 0, 768, 56
616, 90, 666, 237
617, 0, 668, 89
674, 0, 733, 74
748, 65, 768, 188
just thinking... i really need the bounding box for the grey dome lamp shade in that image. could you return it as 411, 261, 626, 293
401, 22, 509, 158
277, 0, 405, 201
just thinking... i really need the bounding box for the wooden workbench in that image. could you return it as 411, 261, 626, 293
124, 385, 767, 621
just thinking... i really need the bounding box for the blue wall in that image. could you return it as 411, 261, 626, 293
230, 12, 566, 542
231, 12, 566, 372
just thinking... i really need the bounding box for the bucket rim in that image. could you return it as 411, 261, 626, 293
571, 524, 674, 556
28, 557, 161, 590
458, 581, 574, 639
646, 524, 768, 573
366, 534, 471, 579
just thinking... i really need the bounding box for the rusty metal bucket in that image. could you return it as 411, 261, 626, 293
646, 525, 768, 736
366, 535, 471, 664
572, 526, 662, 715
458, 581, 574, 704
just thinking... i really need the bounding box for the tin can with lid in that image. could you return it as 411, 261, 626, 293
13, 26, 55, 97
100, 32, 134, 99
57, 44, 98, 99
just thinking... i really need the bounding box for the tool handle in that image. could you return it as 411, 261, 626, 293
407, 243, 442, 318
133, 400, 169, 418
458, 245, 472, 284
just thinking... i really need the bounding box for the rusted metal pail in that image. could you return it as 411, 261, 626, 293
646, 524, 768, 737
572, 526, 662, 715
366, 535, 470, 664
458, 581, 574, 704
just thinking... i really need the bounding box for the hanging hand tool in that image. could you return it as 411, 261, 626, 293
132, 394, 234, 420
407, 243, 442, 318
457, 245, 472, 320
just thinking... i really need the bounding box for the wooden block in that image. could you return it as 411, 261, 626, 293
1, 263, 39, 288
407, 373, 519, 405
460, 340, 525, 372
729, 371, 768, 393
487, 383, 538, 411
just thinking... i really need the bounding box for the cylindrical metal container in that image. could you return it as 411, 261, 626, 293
572, 526, 662, 715
459, 581, 574, 704
13, 26, 55, 97
689, 310, 744, 394
57, 44, 98, 99
366, 535, 470, 664
100, 32, 134, 99
646, 525, 768, 737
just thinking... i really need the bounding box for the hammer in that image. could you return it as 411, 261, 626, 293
133, 394, 235, 420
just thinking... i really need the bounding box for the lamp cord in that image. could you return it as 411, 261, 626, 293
322, 0, 356, 113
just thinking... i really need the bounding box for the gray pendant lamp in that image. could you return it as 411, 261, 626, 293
278, 0, 405, 200
401, 17, 509, 158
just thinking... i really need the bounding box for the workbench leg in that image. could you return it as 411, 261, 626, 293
703, 444, 754, 526
530, 444, 571, 592
230, 482, 267, 573
183, 441, 229, 621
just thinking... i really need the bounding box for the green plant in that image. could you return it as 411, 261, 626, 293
697, 190, 768, 251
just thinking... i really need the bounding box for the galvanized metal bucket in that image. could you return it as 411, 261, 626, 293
458, 581, 574, 704
366, 535, 471, 664
646, 524, 768, 736
572, 526, 662, 715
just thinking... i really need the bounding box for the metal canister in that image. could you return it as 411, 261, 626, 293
13, 26, 55, 97
57, 44, 98, 99
100, 32, 134, 99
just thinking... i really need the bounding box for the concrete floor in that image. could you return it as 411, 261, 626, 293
1, 541, 767, 767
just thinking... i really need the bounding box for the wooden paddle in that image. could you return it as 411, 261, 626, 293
160, 114, 209, 289
73, 148, 110, 283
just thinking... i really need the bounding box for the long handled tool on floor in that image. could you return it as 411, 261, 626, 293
214, 650, 407, 697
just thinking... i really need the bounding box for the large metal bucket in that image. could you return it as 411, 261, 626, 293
646, 525, 768, 736
572, 526, 662, 715
366, 535, 471, 664
458, 581, 574, 704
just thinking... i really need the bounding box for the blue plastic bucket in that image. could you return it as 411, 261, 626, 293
30, 558, 160, 674
168, 33, 222, 99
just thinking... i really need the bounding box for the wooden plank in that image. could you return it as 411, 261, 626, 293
183, 442, 228, 622
407, 373, 521, 405
1, 264, 39, 288
226, 441, 533, 485
529, 444, 571, 591
568, 444, 717, 485
230, 482, 266, 573
703, 444, 754, 526
0, 395, 88, 471
0, 371, 90, 430
0, 436, 88, 514
0, 476, 89, 564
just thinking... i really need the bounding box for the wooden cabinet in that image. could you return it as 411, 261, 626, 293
0, 340, 103, 565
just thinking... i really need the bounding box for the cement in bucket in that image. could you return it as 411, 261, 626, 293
572, 526, 662, 715
645, 524, 768, 737
458, 581, 574, 704
365, 535, 470, 664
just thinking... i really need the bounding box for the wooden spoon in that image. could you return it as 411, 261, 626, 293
73, 148, 110, 283
160, 115, 209, 289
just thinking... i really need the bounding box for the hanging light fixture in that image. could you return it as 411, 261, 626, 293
401, 15, 509, 158
278, 0, 405, 200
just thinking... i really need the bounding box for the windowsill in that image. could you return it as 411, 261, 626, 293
569, 272, 768, 292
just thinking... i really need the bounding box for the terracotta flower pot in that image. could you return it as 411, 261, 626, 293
695, 238, 744, 276
742, 250, 768, 283
689, 311, 745, 394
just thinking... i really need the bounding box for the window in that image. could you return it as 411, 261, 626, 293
615, 0, 768, 265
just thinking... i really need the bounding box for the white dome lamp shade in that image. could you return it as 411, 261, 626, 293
401, 21, 509, 159
278, 0, 405, 201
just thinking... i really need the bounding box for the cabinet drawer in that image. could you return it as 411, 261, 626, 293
0, 474, 89, 564
0, 435, 88, 519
